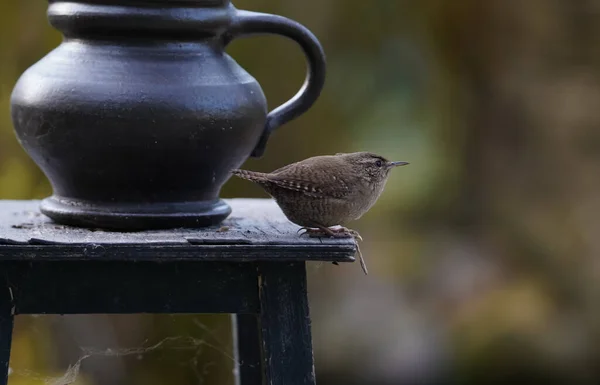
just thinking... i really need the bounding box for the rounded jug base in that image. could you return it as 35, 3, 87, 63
40, 196, 232, 231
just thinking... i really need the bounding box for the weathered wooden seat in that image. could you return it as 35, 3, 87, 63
0, 199, 356, 385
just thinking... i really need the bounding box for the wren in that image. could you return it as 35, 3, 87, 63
231, 152, 408, 239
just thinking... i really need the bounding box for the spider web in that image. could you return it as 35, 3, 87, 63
8, 314, 240, 385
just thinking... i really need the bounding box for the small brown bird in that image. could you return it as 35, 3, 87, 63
231, 152, 408, 239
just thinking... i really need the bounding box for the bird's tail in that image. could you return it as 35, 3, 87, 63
231, 169, 269, 183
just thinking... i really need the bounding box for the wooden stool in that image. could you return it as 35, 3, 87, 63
0, 199, 355, 385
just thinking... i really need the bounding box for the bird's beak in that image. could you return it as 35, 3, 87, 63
389, 161, 409, 168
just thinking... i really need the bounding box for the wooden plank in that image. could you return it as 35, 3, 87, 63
0, 199, 356, 263
0, 244, 354, 262
232, 314, 262, 385
4, 261, 259, 314
258, 262, 315, 385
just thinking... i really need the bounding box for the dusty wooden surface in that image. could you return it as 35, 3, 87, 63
0, 199, 356, 262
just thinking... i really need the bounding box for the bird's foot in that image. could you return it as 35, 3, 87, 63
319, 226, 366, 274
321, 226, 362, 241
298, 226, 362, 242
332, 227, 363, 242
298, 225, 367, 275
297, 227, 328, 237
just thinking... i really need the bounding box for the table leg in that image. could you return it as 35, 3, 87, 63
258, 262, 316, 385
0, 284, 14, 385
232, 314, 262, 385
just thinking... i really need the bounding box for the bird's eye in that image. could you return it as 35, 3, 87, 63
375, 160, 383, 167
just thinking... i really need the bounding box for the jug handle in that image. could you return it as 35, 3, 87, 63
223, 10, 326, 158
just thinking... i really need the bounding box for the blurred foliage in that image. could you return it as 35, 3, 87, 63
2, 0, 600, 384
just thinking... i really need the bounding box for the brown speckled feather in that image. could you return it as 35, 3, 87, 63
266, 155, 355, 198
231, 152, 406, 228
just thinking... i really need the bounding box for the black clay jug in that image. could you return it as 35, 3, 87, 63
10, 0, 326, 230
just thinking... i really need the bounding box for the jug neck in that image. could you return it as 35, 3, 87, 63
48, 0, 235, 40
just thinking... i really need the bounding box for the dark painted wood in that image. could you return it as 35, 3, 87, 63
0, 199, 330, 384
4, 261, 259, 315
0, 199, 356, 263
0, 280, 13, 385
232, 314, 262, 385
258, 262, 315, 385
0, 244, 354, 263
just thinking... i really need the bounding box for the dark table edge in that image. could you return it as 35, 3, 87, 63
0, 244, 356, 262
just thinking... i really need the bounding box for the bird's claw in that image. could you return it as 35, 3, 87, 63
297, 226, 362, 242
327, 227, 363, 242
297, 225, 366, 275
298, 227, 319, 237
298, 227, 328, 238
341, 228, 363, 242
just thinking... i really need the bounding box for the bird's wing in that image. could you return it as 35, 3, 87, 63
266, 156, 354, 199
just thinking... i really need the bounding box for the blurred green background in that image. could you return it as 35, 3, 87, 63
2, 0, 600, 384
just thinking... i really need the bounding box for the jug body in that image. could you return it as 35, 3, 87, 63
10, 0, 326, 230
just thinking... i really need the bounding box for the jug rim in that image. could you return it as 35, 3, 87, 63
49, 0, 229, 5
47, 0, 235, 39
